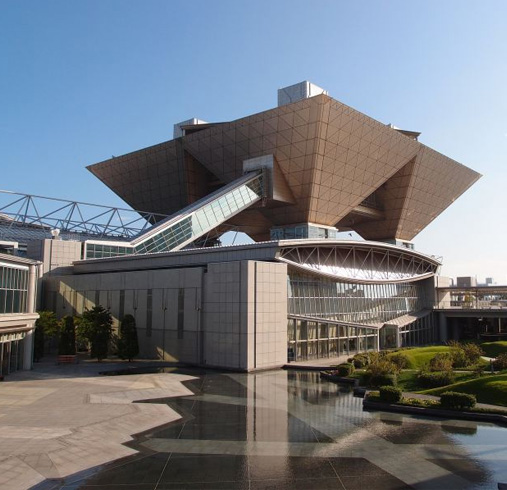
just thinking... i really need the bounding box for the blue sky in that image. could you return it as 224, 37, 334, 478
1, 0, 506, 281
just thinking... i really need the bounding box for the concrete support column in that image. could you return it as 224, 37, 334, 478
36, 263, 44, 311
438, 313, 448, 342
24, 264, 38, 370
23, 327, 34, 370
27, 265, 37, 314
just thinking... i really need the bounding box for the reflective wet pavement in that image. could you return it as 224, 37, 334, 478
44, 369, 507, 490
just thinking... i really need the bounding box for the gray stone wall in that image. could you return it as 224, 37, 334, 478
46, 259, 288, 371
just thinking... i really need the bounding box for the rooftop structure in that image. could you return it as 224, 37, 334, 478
88, 81, 480, 247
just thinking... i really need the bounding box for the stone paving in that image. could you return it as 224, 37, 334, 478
2, 363, 507, 489
0, 360, 194, 490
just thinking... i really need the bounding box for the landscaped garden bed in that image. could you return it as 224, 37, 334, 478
364, 386, 507, 425
319, 341, 507, 412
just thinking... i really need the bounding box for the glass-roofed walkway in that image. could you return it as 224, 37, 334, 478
84, 170, 265, 259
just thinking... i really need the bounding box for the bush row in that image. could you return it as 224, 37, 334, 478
417, 370, 455, 388
361, 372, 397, 388
378, 386, 402, 403
440, 391, 477, 410
372, 388, 476, 410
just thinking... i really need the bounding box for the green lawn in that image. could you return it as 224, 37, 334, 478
421, 374, 507, 407
480, 341, 507, 358
396, 370, 475, 392
386, 346, 450, 369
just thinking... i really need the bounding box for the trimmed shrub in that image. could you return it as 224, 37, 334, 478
440, 391, 477, 410
118, 314, 139, 362
429, 353, 453, 372
336, 362, 355, 377
365, 390, 380, 402
493, 353, 507, 371
352, 353, 370, 368
367, 359, 399, 376
379, 386, 402, 403
417, 370, 455, 388
367, 373, 397, 388
389, 353, 409, 370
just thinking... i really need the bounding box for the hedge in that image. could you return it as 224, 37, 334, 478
440, 391, 477, 410
379, 386, 402, 403
417, 371, 454, 388
363, 373, 397, 388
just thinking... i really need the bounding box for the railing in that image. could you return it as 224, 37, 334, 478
435, 300, 507, 310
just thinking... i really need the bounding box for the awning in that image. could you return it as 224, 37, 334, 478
288, 314, 383, 330
383, 309, 433, 328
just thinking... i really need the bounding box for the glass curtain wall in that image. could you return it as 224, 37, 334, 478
398, 314, 437, 347
287, 318, 377, 362
287, 272, 429, 361
288, 273, 428, 325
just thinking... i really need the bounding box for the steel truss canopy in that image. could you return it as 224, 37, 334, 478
0, 190, 168, 242
277, 241, 441, 283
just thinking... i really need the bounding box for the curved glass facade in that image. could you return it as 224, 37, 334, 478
287, 271, 434, 361
288, 273, 428, 324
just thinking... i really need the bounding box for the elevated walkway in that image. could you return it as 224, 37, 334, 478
85, 170, 265, 259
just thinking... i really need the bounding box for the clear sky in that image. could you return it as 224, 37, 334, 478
1, 0, 506, 281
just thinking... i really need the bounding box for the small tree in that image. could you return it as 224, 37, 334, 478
34, 311, 60, 361
118, 314, 139, 362
58, 316, 76, 355
429, 353, 454, 372
461, 342, 484, 366
448, 340, 484, 368
78, 306, 113, 361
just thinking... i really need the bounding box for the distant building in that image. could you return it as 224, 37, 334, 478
456, 276, 477, 288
